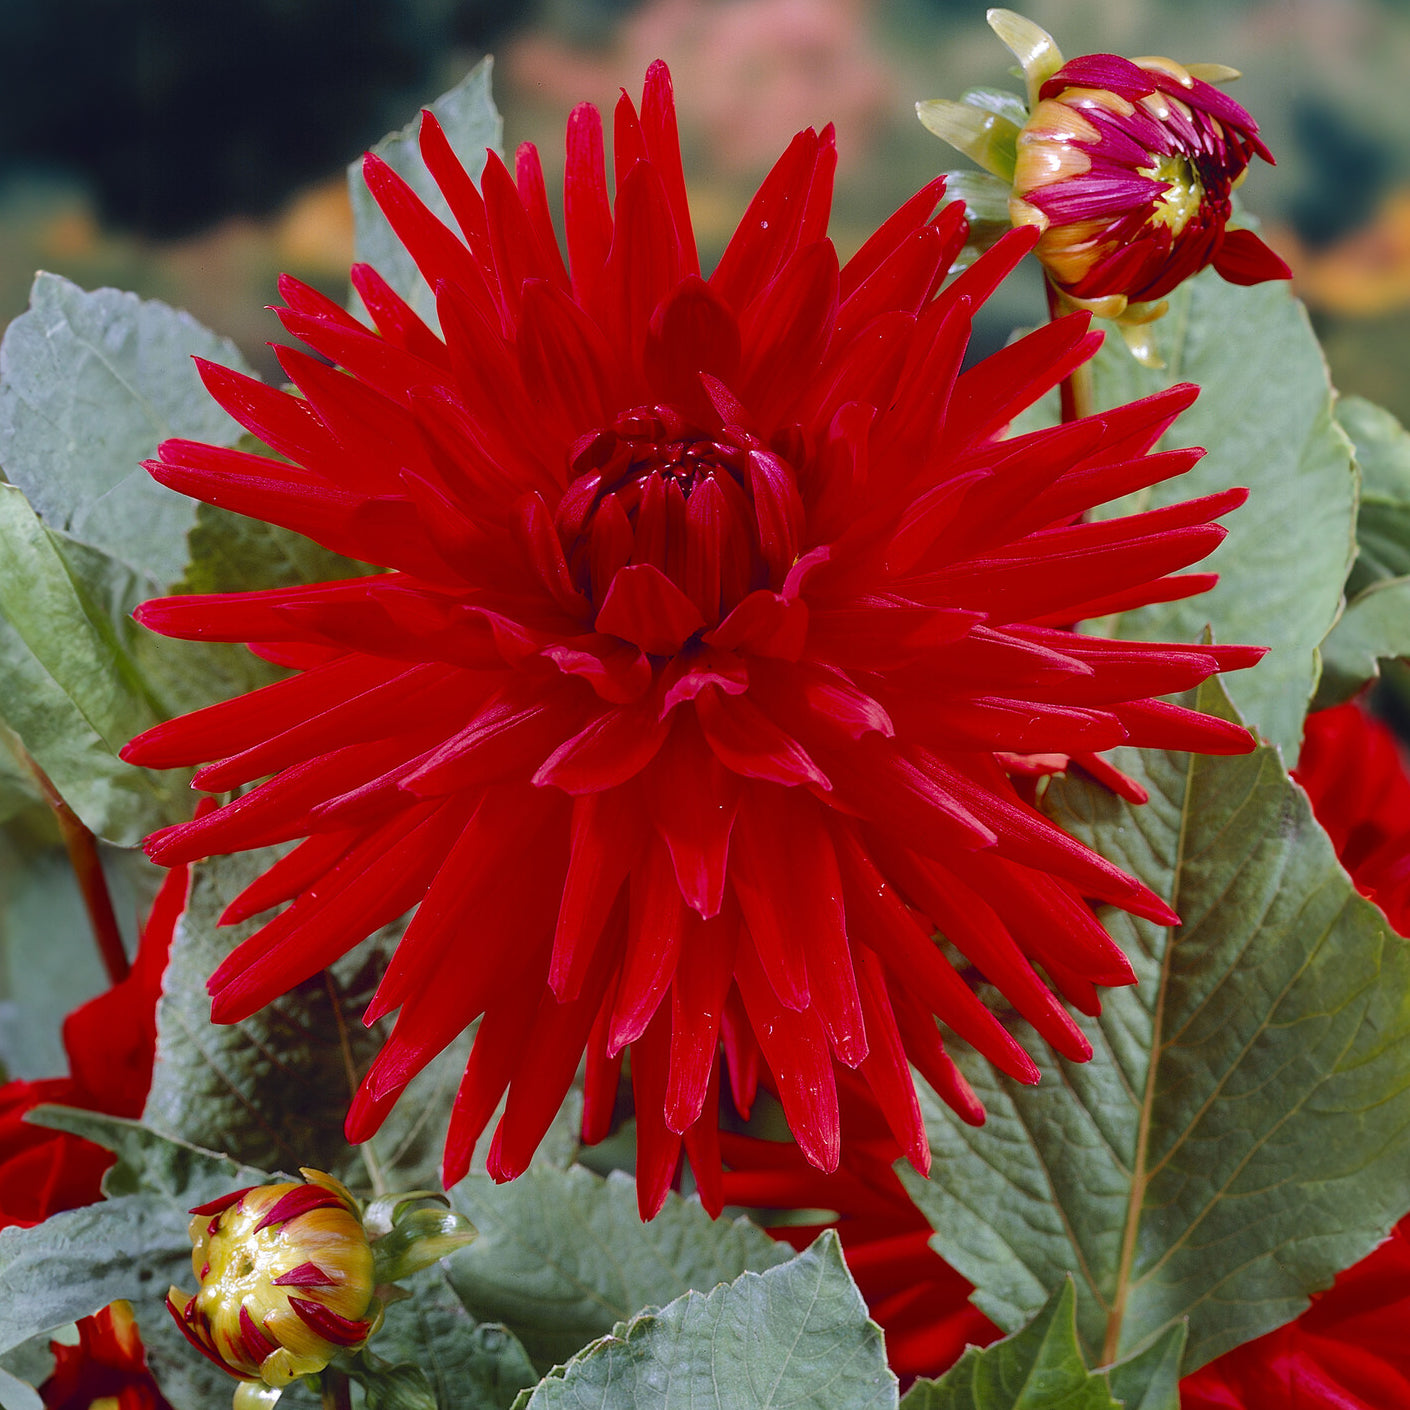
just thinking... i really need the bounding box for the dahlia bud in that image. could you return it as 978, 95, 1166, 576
919, 9, 1290, 363
166, 1170, 380, 1398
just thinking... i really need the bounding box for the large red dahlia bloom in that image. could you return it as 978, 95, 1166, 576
126, 62, 1261, 1216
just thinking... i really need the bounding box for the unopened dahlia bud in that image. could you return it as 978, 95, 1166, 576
166, 1170, 380, 1397
919, 9, 1289, 363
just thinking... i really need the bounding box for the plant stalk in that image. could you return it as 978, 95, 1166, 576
1045, 279, 1094, 424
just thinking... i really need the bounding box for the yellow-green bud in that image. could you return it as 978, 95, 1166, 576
166, 1169, 380, 1392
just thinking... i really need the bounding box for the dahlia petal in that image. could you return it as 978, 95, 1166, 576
514, 143, 574, 291
535, 694, 671, 795
798, 122, 839, 250
416, 112, 499, 288
798, 670, 895, 740
490, 912, 624, 1180
609, 836, 687, 1053
516, 280, 617, 440
207, 800, 459, 1022
631, 1006, 684, 1219
736, 241, 841, 418
595, 563, 706, 654
697, 686, 830, 790
275, 307, 451, 411
721, 988, 762, 1119
564, 101, 612, 305
931, 224, 1040, 325
542, 634, 652, 704
736, 939, 840, 1173
888, 986, 989, 1126
891, 695, 1128, 755
122, 654, 398, 768
644, 277, 742, 420
1070, 750, 1150, 805
517, 492, 592, 617
680, 1063, 725, 1216
854, 948, 929, 1172
219, 829, 361, 925
836, 225, 948, 347
192, 663, 458, 791
640, 60, 700, 276
552, 789, 647, 1002
650, 717, 740, 918
194, 358, 342, 469
703, 590, 809, 660
1032, 570, 1221, 625
666, 909, 737, 1132
659, 651, 749, 714
838, 176, 947, 301
1111, 697, 1256, 753
805, 601, 985, 671
403, 684, 581, 797
835, 829, 1041, 1083
1212, 227, 1292, 286
582, 1001, 625, 1146
350, 263, 448, 366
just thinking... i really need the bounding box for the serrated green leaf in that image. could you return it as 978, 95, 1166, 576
512, 1231, 895, 1410
900, 676, 1410, 1373
445, 1165, 793, 1372
900, 1280, 1118, 1410
143, 849, 435, 1189
350, 59, 503, 326
1046, 270, 1357, 762
370, 1268, 537, 1410
0, 273, 250, 585
1338, 395, 1410, 596
1315, 574, 1410, 707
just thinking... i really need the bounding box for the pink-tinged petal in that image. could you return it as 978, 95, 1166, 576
287, 1297, 375, 1347
271, 1261, 337, 1288
254, 1184, 346, 1232
596, 563, 707, 654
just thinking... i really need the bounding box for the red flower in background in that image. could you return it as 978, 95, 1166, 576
40, 1302, 172, 1410
0, 858, 188, 1228
125, 60, 1263, 1217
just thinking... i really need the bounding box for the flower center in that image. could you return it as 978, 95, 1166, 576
558, 405, 778, 625
1141, 153, 1204, 236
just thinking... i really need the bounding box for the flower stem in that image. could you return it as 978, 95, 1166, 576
322, 1370, 352, 1410
1045, 280, 1094, 424
7, 732, 129, 985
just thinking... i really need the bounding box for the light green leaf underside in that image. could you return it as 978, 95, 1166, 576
511, 1231, 895, 1410
350, 58, 503, 327
371, 1268, 538, 1410
899, 1280, 1119, 1410
1339, 394, 1410, 596
1048, 269, 1357, 762
445, 1165, 793, 1373
145, 849, 460, 1192
1316, 573, 1410, 707
0, 1364, 41, 1410
0, 485, 188, 844
901, 676, 1410, 1373
0, 273, 250, 585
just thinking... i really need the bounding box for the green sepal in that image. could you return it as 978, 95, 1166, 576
340, 1350, 437, 1410
232, 1381, 284, 1410
364, 1191, 450, 1238
915, 100, 1020, 181
372, 1207, 478, 1285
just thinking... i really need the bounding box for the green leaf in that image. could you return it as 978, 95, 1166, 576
899, 1280, 1118, 1410
899, 676, 1410, 1373
1104, 1324, 1184, 1410
1315, 574, 1410, 707
1069, 270, 1357, 762
0, 485, 195, 843
511, 1231, 895, 1410
445, 1165, 793, 1372
369, 1268, 537, 1410
144, 849, 442, 1190
350, 59, 503, 326
0, 1365, 41, 1410
1338, 395, 1410, 596
0, 273, 251, 585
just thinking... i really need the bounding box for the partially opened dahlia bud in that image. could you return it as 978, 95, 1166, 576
166, 1170, 380, 1400
920, 10, 1289, 362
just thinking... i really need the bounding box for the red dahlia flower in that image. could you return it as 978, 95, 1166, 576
125, 61, 1263, 1216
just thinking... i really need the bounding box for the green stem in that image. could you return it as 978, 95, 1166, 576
322, 1369, 352, 1410
1045, 279, 1094, 424
9, 733, 128, 985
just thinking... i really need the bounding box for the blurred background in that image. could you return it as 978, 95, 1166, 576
0, 0, 1405, 417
